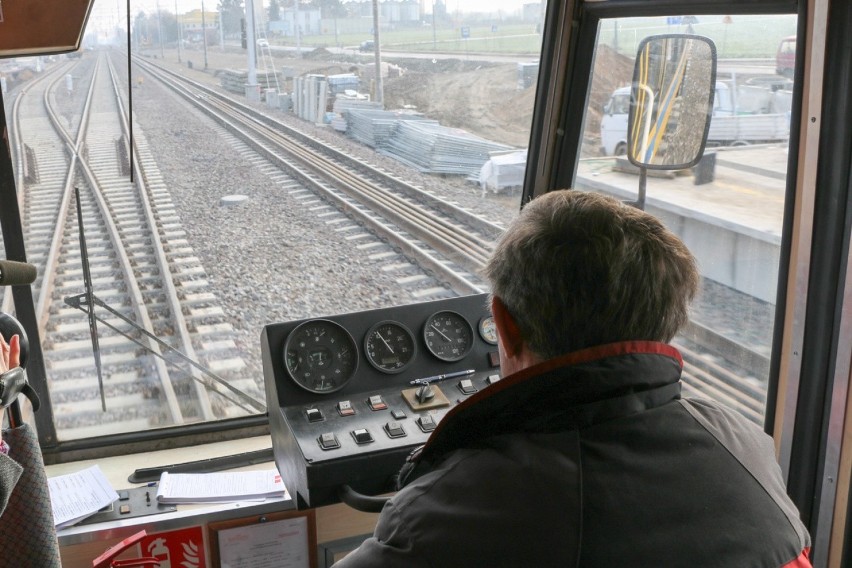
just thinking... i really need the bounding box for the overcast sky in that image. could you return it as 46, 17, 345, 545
90, 0, 530, 21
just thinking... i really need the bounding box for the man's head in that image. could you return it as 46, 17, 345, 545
484, 190, 698, 368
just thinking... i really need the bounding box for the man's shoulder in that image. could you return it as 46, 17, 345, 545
677, 397, 769, 441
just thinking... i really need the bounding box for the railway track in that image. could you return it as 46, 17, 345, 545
3, 52, 771, 437
132, 54, 771, 424
132, 54, 502, 295
8, 52, 264, 441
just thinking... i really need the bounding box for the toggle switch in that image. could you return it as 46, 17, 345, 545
318, 432, 340, 450
337, 400, 356, 416
351, 428, 374, 444
306, 407, 324, 422
417, 414, 437, 432
384, 421, 406, 438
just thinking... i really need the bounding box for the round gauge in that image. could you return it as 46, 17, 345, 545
478, 316, 498, 345
284, 319, 358, 394
423, 310, 474, 362
365, 320, 417, 374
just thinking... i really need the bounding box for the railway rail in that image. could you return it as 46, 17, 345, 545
3, 51, 770, 438
131, 53, 502, 295
132, 53, 770, 425
6, 52, 264, 441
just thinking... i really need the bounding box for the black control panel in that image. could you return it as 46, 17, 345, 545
261, 293, 501, 509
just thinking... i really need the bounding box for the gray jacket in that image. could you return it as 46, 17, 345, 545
336, 342, 811, 567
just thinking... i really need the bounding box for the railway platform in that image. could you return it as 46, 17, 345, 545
578, 144, 788, 236
577, 144, 790, 303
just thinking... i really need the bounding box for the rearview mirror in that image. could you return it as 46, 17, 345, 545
627, 34, 717, 170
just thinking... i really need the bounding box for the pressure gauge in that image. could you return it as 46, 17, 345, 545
423, 310, 474, 362
364, 320, 417, 374
284, 319, 358, 394
478, 316, 498, 345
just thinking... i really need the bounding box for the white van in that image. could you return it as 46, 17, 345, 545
599, 81, 791, 156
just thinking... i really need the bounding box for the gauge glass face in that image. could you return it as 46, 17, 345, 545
478, 316, 498, 345
364, 321, 417, 374
423, 311, 474, 362
284, 320, 358, 394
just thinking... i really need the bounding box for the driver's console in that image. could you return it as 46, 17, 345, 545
261, 293, 501, 509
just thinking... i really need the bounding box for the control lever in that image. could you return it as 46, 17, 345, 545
415, 385, 435, 404
338, 484, 391, 513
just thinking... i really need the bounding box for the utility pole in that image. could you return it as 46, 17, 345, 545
245, 0, 259, 100
202, 0, 209, 69
295, 0, 301, 58
219, 11, 225, 51
432, 0, 436, 50
175, 0, 182, 63
156, 0, 164, 58
372, 0, 383, 105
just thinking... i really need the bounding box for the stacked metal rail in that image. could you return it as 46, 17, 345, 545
345, 109, 435, 149
381, 121, 514, 175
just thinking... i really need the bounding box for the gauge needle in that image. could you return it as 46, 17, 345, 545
431, 324, 451, 342
377, 332, 394, 354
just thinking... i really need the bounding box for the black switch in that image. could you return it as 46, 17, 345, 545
488, 351, 500, 367
458, 378, 477, 395
305, 407, 324, 422
351, 428, 374, 444
391, 409, 407, 420
384, 421, 406, 438
417, 414, 437, 432
319, 432, 340, 450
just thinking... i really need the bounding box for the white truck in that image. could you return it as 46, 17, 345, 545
600, 80, 791, 156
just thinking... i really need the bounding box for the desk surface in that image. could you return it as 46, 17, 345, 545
47, 435, 295, 546
47, 434, 379, 565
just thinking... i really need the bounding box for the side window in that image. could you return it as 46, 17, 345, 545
583, 14, 797, 425
612, 94, 630, 114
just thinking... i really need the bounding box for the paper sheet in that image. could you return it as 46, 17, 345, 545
48, 465, 119, 529
218, 516, 309, 568
156, 469, 289, 503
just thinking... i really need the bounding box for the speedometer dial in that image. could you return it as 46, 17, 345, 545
284, 319, 358, 394
423, 311, 474, 362
365, 320, 417, 374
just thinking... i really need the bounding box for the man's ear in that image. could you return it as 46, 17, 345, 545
491, 296, 523, 358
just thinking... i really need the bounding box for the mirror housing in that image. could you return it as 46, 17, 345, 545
627, 34, 717, 170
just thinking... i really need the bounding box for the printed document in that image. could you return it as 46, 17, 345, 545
49, 465, 119, 529
156, 469, 288, 504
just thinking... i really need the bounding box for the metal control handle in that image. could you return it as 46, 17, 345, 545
338, 484, 391, 513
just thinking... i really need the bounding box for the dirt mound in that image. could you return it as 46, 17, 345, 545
382, 45, 633, 152
395, 57, 499, 74
383, 62, 533, 148
584, 45, 634, 150
303, 47, 334, 60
